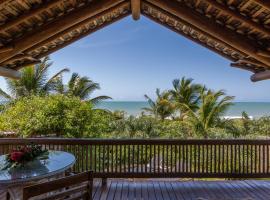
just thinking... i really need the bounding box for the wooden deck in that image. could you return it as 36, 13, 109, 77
92, 179, 270, 200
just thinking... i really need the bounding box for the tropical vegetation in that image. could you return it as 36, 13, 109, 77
0, 58, 269, 139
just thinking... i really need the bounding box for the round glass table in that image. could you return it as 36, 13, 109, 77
0, 151, 75, 200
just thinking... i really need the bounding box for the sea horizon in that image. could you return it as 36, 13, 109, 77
96, 101, 270, 118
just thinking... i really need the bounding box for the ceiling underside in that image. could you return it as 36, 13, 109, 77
1, 0, 270, 81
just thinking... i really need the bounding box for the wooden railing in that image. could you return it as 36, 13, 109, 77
0, 139, 270, 179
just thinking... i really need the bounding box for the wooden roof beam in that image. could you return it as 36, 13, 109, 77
0, 0, 12, 8
230, 63, 257, 73
257, 49, 270, 58
34, 13, 130, 61
24, 2, 130, 55
0, 67, 21, 79
203, 0, 270, 37
142, 8, 238, 62
131, 0, 141, 20
237, 58, 267, 67
0, 45, 13, 53
255, 0, 270, 10
2, 54, 37, 65
145, 0, 270, 68
0, 0, 125, 64
251, 70, 270, 82
0, 0, 64, 33
14, 60, 41, 70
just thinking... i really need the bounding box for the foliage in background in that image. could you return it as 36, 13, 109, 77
0, 95, 94, 138
184, 88, 234, 138
0, 73, 269, 140
169, 77, 201, 120
54, 72, 111, 104
143, 89, 175, 121
0, 57, 69, 100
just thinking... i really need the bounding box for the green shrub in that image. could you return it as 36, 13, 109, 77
0, 95, 94, 138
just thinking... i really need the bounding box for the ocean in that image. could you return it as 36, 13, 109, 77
96, 101, 270, 118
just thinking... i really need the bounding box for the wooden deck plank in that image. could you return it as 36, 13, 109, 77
113, 181, 123, 200
190, 181, 214, 199
170, 182, 187, 200
120, 181, 129, 200
209, 181, 233, 199
215, 181, 240, 199
93, 179, 103, 200
141, 181, 149, 199
164, 181, 178, 200
148, 181, 157, 200
249, 180, 270, 195
153, 181, 164, 200
100, 180, 111, 200
240, 180, 267, 200
174, 181, 192, 200
135, 180, 142, 199
93, 179, 270, 200
228, 181, 260, 200
128, 180, 136, 200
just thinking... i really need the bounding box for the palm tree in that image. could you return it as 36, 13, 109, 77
0, 56, 69, 100
55, 72, 111, 104
169, 77, 202, 120
184, 88, 234, 138
143, 89, 175, 121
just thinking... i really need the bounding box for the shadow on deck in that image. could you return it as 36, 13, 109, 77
92, 179, 270, 200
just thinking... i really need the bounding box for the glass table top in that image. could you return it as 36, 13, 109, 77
0, 151, 75, 185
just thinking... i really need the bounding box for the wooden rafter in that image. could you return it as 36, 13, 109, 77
0, 66, 21, 79
145, 0, 270, 68
0, 0, 64, 33
203, 0, 270, 37
14, 60, 41, 70
0, 0, 125, 64
131, 0, 141, 20
256, 0, 270, 10
0, 0, 12, 7
251, 70, 270, 82
0, 45, 13, 53
34, 13, 130, 62
142, 2, 240, 62
24, 2, 130, 56
230, 63, 257, 73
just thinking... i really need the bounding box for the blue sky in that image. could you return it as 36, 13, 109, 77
1, 16, 270, 101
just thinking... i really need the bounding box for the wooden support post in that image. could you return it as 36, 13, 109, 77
131, 0, 141, 20
251, 70, 270, 82
0, 67, 21, 79
145, 0, 270, 68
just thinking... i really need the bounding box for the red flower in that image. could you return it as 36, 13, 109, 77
10, 151, 24, 162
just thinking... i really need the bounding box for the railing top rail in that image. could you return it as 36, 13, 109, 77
0, 138, 270, 145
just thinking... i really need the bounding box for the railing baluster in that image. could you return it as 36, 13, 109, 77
1, 139, 270, 179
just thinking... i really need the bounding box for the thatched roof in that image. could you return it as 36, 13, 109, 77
0, 0, 270, 81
